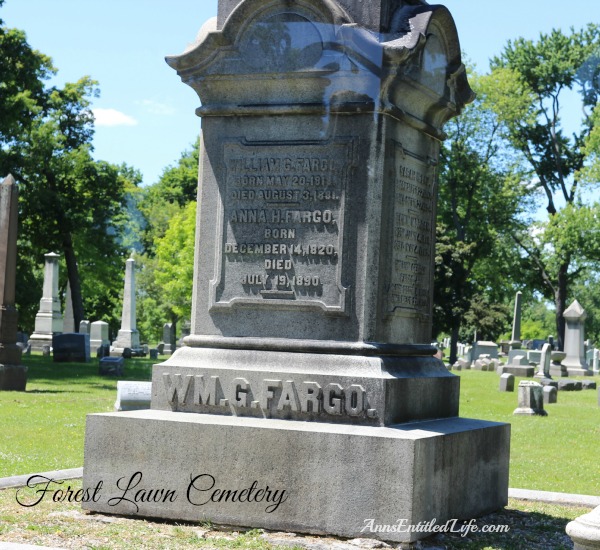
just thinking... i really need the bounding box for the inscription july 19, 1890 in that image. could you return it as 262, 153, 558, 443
211, 140, 353, 313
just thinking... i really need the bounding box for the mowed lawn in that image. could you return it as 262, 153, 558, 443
1, 355, 599, 495
0, 355, 154, 477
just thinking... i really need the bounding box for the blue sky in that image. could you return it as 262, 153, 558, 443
2, 0, 599, 187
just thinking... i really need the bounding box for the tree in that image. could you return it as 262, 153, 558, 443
0, 4, 54, 150
484, 25, 600, 349
136, 140, 199, 341
155, 201, 196, 323
9, 78, 139, 330
138, 138, 199, 255
1, 12, 141, 331
434, 74, 526, 363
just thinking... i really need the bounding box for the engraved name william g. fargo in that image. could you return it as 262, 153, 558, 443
210, 139, 355, 314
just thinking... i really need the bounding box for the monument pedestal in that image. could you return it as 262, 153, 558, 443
84, 409, 509, 544
110, 328, 141, 357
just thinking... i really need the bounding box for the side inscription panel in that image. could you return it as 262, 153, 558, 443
386, 142, 436, 317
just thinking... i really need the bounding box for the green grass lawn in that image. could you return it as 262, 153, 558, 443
456, 368, 600, 495
1, 356, 599, 496
0, 354, 154, 477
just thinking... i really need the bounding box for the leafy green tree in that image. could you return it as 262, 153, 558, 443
154, 201, 196, 324
434, 74, 526, 363
137, 201, 196, 343
136, 139, 199, 340
139, 138, 199, 255
0, 3, 53, 151
483, 25, 600, 349
1, 11, 142, 330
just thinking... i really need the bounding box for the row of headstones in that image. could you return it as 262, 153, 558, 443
500, 375, 598, 418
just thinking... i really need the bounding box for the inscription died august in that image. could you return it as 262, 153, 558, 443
210, 141, 353, 313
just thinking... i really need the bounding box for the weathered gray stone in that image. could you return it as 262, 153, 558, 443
0, 174, 26, 391
543, 386, 557, 405
90, 321, 110, 354
499, 373, 514, 392
161, 323, 176, 355
563, 300, 592, 376
503, 353, 535, 377
28, 252, 64, 352
83, 1, 509, 542
550, 350, 568, 377
514, 381, 547, 416
593, 349, 600, 373
534, 343, 552, 380
472, 342, 499, 361
509, 291, 522, 349
539, 379, 558, 388
79, 320, 90, 335
63, 280, 76, 333
582, 380, 597, 391
528, 350, 542, 364
111, 257, 140, 356
566, 504, 600, 550
83, 411, 509, 544
114, 381, 152, 411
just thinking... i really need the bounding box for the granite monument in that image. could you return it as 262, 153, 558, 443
83, 1, 510, 543
0, 175, 27, 391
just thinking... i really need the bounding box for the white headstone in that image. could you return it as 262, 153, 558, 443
28, 252, 64, 351
562, 300, 591, 376
111, 257, 140, 354
90, 321, 110, 353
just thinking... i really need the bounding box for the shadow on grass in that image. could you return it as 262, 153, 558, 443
24, 389, 73, 394
427, 506, 578, 550
23, 355, 154, 383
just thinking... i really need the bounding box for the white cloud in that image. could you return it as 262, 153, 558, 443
93, 108, 138, 127
138, 99, 176, 116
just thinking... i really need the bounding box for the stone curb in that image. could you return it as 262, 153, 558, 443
508, 488, 600, 507
1, 468, 598, 509
0, 468, 83, 490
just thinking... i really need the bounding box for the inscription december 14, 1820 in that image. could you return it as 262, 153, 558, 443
211, 140, 353, 314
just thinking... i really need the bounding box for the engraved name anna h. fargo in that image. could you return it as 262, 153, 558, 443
210, 140, 353, 314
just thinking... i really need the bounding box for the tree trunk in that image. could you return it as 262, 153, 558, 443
449, 322, 460, 365
61, 230, 85, 330
555, 260, 569, 351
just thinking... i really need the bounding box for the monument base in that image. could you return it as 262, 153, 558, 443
28, 332, 56, 353
0, 364, 27, 391
500, 365, 535, 377
566, 367, 593, 377
83, 411, 510, 543
550, 365, 568, 377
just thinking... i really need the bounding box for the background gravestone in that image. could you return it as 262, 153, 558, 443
52, 333, 90, 363
110, 257, 141, 356
78, 320, 90, 335
562, 300, 592, 376
161, 323, 176, 355
90, 321, 110, 355
0, 175, 27, 391
28, 252, 64, 352
83, 1, 509, 543
63, 281, 76, 333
